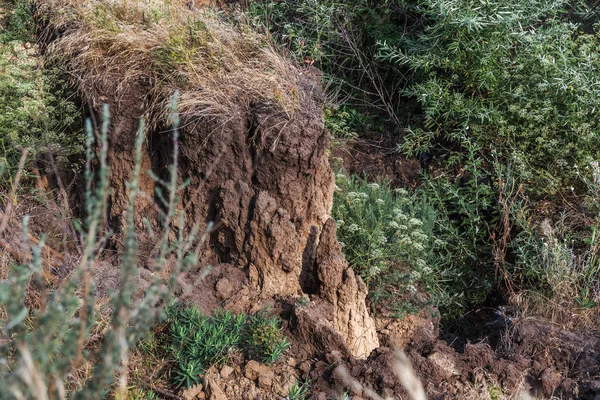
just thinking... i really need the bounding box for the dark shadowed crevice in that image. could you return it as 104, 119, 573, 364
300, 225, 320, 294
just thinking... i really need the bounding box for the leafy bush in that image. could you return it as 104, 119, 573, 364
3, 0, 35, 42
324, 104, 383, 139
164, 305, 290, 388
332, 171, 457, 315
333, 172, 435, 284
251, 0, 600, 321
0, 0, 83, 187
379, 0, 600, 197
324, 106, 359, 139
371, 0, 600, 317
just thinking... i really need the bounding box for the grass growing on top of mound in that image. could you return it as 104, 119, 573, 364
37, 0, 312, 125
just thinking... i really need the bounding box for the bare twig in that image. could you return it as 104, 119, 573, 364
0, 149, 29, 236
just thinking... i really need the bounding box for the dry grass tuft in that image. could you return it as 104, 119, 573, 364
37, 0, 308, 126
510, 291, 600, 334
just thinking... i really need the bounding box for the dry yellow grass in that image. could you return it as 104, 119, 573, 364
37, 0, 308, 127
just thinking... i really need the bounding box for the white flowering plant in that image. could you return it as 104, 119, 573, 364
332, 171, 447, 316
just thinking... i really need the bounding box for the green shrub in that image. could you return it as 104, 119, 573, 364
0, 1, 83, 188
163, 305, 290, 388
332, 170, 458, 315
370, 0, 600, 316
333, 172, 434, 284
379, 0, 600, 197
324, 104, 383, 139
3, 0, 36, 42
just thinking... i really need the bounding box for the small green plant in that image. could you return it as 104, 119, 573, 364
128, 388, 160, 400
296, 295, 308, 307
246, 308, 290, 365
164, 305, 290, 388
488, 385, 503, 400
174, 359, 205, 389
287, 379, 310, 400
165, 306, 246, 388
324, 105, 359, 139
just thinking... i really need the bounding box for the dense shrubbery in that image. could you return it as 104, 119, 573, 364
379, 0, 600, 317
266, 0, 600, 322
332, 171, 461, 316
0, 0, 83, 187
381, 0, 600, 197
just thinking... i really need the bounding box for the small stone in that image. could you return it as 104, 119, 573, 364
220, 365, 234, 379
258, 375, 273, 389
215, 278, 234, 300
381, 374, 395, 388
428, 352, 459, 380
242, 384, 260, 400
541, 369, 562, 395
205, 377, 227, 400
245, 360, 272, 381
299, 361, 311, 374
182, 384, 203, 400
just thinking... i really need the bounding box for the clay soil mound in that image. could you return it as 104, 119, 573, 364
35, 0, 379, 360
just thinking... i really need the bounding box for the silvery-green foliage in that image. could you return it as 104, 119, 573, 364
378, 0, 600, 196
0, 100, 204, 399
0, 0, 83, 188
332, 171, 455, 315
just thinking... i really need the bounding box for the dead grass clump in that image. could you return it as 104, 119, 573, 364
510, 291, 600, 335
37, 0, 307, 125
